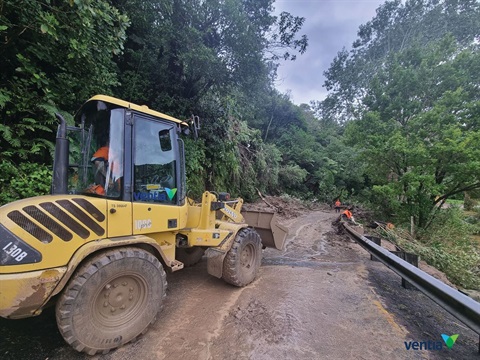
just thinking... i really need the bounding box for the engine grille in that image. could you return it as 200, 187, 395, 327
7, 198, 105, 244
40, 202, 90, 239
7, 211, 53, 244
23, 205, 73, 241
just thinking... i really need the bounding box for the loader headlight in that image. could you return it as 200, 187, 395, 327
218, 192, 230, 201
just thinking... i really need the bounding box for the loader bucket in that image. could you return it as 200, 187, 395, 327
242, 211, 288, 250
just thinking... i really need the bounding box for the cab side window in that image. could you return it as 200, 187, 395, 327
84, 108, 124, 198
133, 118, 177, 204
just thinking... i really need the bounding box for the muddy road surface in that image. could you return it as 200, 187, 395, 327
1, 210, 478, 359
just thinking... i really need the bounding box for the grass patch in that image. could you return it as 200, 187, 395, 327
445, 199, 463, 205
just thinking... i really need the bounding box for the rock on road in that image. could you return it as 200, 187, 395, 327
0, 210, 478, 359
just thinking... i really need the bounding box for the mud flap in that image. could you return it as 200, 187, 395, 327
241, 211, 288, 250
205, 248, 227, 278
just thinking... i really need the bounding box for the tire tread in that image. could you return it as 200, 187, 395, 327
56, 247, 167, 355
222, 227, 262, 287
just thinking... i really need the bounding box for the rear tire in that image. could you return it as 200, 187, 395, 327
55, 248, 167, 355
222, 227, 262, 287
176, 247, 205, 267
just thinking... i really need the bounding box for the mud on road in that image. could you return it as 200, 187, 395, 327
1, 210, 478, 359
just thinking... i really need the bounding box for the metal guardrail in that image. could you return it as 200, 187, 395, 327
343, 223, 480, 336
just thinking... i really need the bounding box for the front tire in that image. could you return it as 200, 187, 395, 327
55, 248, 167, 355
222, 227, 262, 287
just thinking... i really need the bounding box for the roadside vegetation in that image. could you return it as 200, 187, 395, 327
1, 1, 479, 287
375, 207, 480, 290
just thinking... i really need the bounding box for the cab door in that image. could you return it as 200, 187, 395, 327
131, 115, 183, 234
104, 109, 133, 237
107, 200, 133, 237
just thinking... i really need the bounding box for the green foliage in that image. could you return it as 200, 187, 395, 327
419, 208, 480, 243
312, 0, 480, 289
0, 162, 51, 204
113, 0, 307, 114
183, 137, 207, 199
415, 208, 480, 289
370, 184, 403, 219
322, 0, 480, 122
0, 0, 129, 202
404, 240, 480, 290
267, 102, 364, 202
278, 163, 308, 196
316, 0, 480, 234
257, 142, 282, 193
344, 35, 480, 228
177, 89, 287, 202
194, 95, 282, 201
381, 208, 480, 289
1, 0, 129, 109
464, 191, 479, 211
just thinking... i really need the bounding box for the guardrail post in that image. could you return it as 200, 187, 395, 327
365, 236, 381, 261
390, 251, 419, 289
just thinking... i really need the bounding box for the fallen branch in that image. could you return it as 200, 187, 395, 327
256, 188, 282, 213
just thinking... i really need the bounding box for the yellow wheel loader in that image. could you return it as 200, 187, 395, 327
0, 95, 288, 355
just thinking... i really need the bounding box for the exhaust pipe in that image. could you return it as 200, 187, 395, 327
51, 113, 69, 195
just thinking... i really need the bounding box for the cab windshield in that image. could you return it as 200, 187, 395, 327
67, 101, 124, 198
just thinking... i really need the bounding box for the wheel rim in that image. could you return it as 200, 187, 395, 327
240, 243, 256, 271
93, 273, 148, 327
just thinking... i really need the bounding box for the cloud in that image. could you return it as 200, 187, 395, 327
273, 0, 385, 105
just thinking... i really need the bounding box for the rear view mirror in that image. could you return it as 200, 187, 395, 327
158, 129, 172, 151
189, 115, 200, 140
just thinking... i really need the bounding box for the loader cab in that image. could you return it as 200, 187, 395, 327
63, 95, 187, 206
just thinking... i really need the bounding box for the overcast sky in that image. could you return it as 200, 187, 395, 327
273, 0, 386, 105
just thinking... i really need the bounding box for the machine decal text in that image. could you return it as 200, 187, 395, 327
135, 219, 152, 230
223, 207, 237, 219
2, 242, 28, 262
134, 192, 167, 202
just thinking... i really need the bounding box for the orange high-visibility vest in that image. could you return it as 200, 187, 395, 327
343, 209, 352, 219
335, 200, 341, 207
92, 146, 109, 161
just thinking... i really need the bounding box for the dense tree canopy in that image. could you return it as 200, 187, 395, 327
324, 0, 480, 227
0, 0, 129, 202
0, 0, 128, 157
320, 0, 480, 123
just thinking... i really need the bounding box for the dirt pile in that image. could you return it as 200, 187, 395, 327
243, 194, 326, 219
